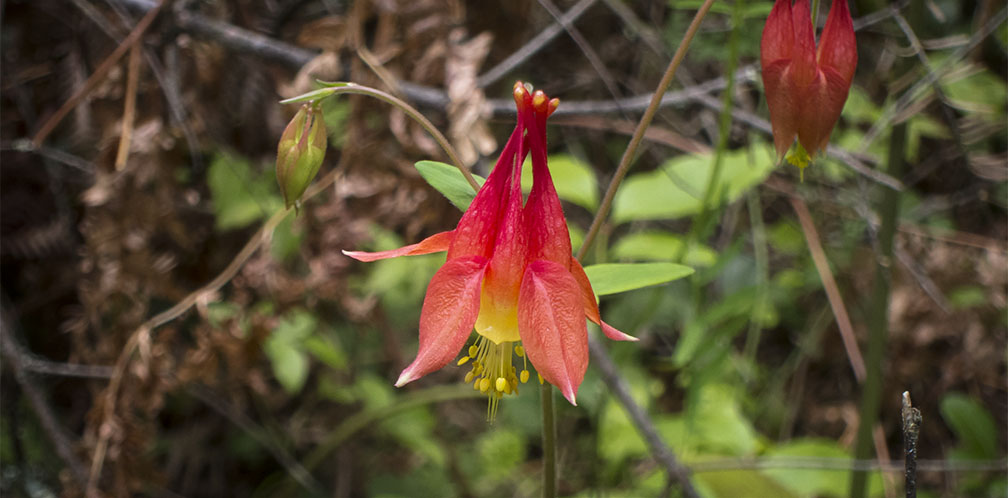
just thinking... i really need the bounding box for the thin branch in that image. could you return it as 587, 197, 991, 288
32, 0, 167, 147
93, 0, 205, 172
2, 139, 95, 174
20, 355, 115, 379
588, 339, 698, 498
858, 6, 1007, 153
0, 307, 90, 487
688, 456, 1005, 474
186, 384, 324, 495
114, 44, 142, 170
891, 11, 970, 172
790, 197, 867, 381
902, 391, 922, 498
477, 0, 598, 88
535, 0, 627, 117
86, 165, 341, 494
577, 0, 716, 260
569, 3, 716, 496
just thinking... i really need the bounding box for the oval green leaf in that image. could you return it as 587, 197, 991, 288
583, 262, 693, 296
414, 160, 485, 211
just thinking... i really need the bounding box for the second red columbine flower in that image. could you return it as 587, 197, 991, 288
761, 0, 857, 161
344, 82, 635, 419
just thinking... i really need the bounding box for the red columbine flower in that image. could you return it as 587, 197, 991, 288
344, 82, 635, 418
761, 0, 857, 161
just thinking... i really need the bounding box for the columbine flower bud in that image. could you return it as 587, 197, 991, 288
761, 0, 857, 171
276, 103, 327, 210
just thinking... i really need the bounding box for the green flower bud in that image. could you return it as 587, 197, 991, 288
276, 103, 327, 210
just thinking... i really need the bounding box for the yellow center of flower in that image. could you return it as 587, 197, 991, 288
473, 288, 521, 343
456, 336, 531, 422
786, 142, 812, 182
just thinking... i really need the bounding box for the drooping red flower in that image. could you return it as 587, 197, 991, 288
761, 0, 857, 160
344, 82, 634, 416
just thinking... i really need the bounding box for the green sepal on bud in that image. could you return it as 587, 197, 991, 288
277, 102, 327, 211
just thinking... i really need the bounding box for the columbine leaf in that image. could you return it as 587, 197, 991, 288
415, 160, 485, 211
583, 262, 694, 296
940, 393, 1000, 459
611, 147, 774, 223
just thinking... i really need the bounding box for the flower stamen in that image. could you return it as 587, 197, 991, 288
458, 335, 523, 422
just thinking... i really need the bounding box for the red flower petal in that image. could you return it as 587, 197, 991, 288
395, 255, 487, 386
570, 259, 638, 342
818, 0, 857, 84
342, 230, 454, 262
761, 59, 800, 160
760, 0, 795, 65
448, 122, 524, 260
797, 68, 851, 155
518, 260, 588, 405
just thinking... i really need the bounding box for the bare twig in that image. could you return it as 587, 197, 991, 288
570, 3, 717, 496
588, 339, 698, 498
32, 0, 167, 147
2, 139, 95, 174
85, 165, 341, 494
902, 391, 922, 498
186, 384, 324, 495
477, 0, 598, 87
790, 197, 867, 381
114, 44, 142, 170
535, 0, 626, 117
94, 0, 205, 172
19, 355, 115, 379
578, 0, 716, 260
859, 6, 1007, 153
0, 307, 90, 487
891, 12, 970, 172
688, 456, 1005, 474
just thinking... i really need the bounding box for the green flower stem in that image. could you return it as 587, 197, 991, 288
541, 382, 556, 498
577, 0, 717, 261
281, 82, 478, 191
849, 121, 907, 498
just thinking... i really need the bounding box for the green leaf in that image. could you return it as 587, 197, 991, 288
207, 153, 282, 230
696, 470, 797, 498
610, 231, 718, 267
269, 213, 302, 263
414, 160, 484, 211
611, 147, 773, 223
762, 439, 853, 497
265, 310, 317, 394
475, 429, 525, 482
265, 342, 308, 394
940, 393, 1000, 459
583, 262, 694, 296
520, 154, 598, 210
304, 334, 347, 372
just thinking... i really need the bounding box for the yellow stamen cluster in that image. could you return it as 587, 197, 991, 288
785, 142, 812, 182
457, 336, 531, 422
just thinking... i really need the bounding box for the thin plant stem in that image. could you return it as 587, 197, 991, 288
812, 0, 821, 28
850, 120, 907, 498
676, 0, 742, 262
742, 191, 769, 370
541, 382, 556, 498
282, 82, 477, 191
577, 0, 717, 261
